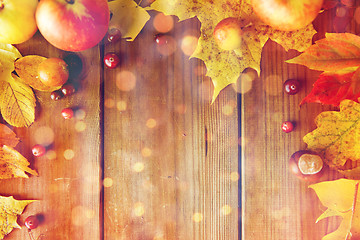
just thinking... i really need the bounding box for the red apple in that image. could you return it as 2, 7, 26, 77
251, 0, 324, 31
35, 0, 110, 52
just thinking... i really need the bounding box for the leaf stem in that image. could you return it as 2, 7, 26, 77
346, 182, 360, 240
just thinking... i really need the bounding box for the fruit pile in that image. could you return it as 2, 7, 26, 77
0, 0, 110, 52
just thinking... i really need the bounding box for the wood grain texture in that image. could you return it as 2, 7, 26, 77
242, 7, 356, 240
1, 32, 102, 240
103, 16, 239, 240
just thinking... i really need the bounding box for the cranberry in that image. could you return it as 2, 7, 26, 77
104, 53, 120, 69
281, 121, 294, 133
283, 79, 301, 95
50, 90, 63, 101
154, 34, 169, 45
32, 144, 46, 157
61, 108, 74, 119
106, 28, 121, 43
289, 150, 324, 181
25, 215, 39, 230
61, 84, 76, 96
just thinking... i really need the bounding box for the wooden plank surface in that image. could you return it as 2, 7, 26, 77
103, 15, 239, 240
1, 8, 240, 240
1, 32, 102, 240
242, 7, 355, 240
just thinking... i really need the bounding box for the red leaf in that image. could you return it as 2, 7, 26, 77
322, 0, 339, 10
300, 71, 360, 106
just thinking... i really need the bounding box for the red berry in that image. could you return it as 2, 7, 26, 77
281, 121, 294, 133
104, 53, 120, 69
50, 90, 63, 101
25, 215, 39, 230
283, 79, 301, 95
154, 34, 170, 45
106, 28, 121, 43
32, 144, 46, 157
61, 108, 74, 119
61, 84, 76, 96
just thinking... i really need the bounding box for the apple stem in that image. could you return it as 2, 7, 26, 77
65, 0, 75, 4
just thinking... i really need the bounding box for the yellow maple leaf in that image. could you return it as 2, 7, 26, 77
150, 0, 316, 102
108, 0, 150, 41
303, 99, 360, 170
310, 179, 360, 240
0, 196, 35, 240
0, 145, 38, 179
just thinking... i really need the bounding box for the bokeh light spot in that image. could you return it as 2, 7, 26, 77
34, 126, 54, 147
153, 13, 174, 33
133, 202, 145, 217
192, 212, 203, 222
117, 101, 127, 112
116, 71, 136, 91
146, 118, 157, 128
71, 206, 91, 226
75, 121, 87, 132
104, 98, 115, 108
181, 35, 198, 56
45, 150, 56, 160
156, 36, 177, 56
141, 147, 152, 157
103, 178, 113, 188
336, 6, 347, 18
222, 104, 234, 116
264, 74, 282, 96
64, 149, 75, 160
133, 162, 145, 172
230, 172, 240, 182
74, 108, 86, 120
221, 205, 232, 215
175, 104, 187, 114
233, 71, 255, 94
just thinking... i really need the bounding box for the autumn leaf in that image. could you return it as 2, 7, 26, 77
0, 124, 19, 148
0, 43, 21, 83
108, 0, 150, 41
0, 145, 38, 179
14, 55, 60, 92
0, 74, 36, 128
150, 0, 317, 102
287, 33, 360, 72
300, 68, 360, 106
310, 179, 360, 240
0, 196, 35, 239
0, 44, 36, 127
303, 99, 360, 169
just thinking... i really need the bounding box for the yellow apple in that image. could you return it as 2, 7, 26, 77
213, 18, 243, 51
0, 0, 38, 44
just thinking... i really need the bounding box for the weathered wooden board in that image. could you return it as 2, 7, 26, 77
1, 32, 102, 240
103, 16, 239, 240
242, 7, 356, 240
